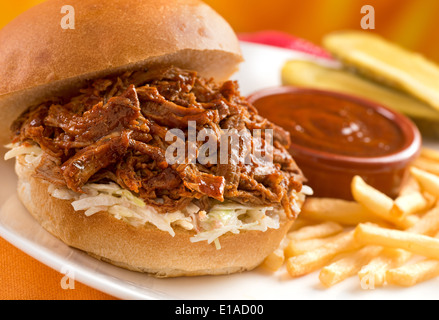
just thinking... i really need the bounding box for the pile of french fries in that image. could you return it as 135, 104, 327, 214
262, 147, 439, 289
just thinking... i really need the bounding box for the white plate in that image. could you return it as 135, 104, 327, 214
1, 42, 439, 300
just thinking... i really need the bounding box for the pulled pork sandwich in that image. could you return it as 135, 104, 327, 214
1, 0, 307, 277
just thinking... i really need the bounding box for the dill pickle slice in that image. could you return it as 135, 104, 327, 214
281, 60, 439, 138
322, 31, 439, 111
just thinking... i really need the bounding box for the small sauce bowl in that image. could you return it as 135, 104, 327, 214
247, 86, 422, 200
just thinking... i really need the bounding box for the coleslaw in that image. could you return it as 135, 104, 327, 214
5, 143, 301, 249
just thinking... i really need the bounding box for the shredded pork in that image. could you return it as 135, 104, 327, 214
11, 66, 303, 217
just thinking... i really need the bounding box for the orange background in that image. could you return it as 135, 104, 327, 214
1, 0, 439, 62
0, 0, 438, 300
205, 0, 439, 63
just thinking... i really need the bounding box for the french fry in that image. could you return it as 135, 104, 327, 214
266, 155, 439, 288
358, 248, 411, 287
386, 259, 439, 287
398, 176, 422, 196
420, 147, 439, 162
262, 247, 285, 272
424, 192, 437, 209
359, 206, 439, 285
319, 245, 382, 287
263, 218, 325, 271
354, 223, 439, 260
391, 191, 429, 219
407, 204, 439, 236
288, 217, 315, 232
413, 157, 439, 176
351, 175, 393, 217
287, 221, 344, 242
285, 233, 345, 258
300, 198, 387, 226
351, 176, 415, 229
261, 237, 290, 271
286, 231, 361, 277
410, 167, 439, 197
385, 230, 439, 287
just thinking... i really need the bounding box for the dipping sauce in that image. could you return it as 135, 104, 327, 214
252, 92, 405, 158
247, 87, 421, 200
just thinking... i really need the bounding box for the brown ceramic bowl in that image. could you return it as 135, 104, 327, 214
247, 86, 422, 200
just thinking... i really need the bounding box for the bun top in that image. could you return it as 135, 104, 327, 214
0, 0, 243, 144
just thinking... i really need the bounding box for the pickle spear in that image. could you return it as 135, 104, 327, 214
281, 60, 439, 138
322, 31, 439, 111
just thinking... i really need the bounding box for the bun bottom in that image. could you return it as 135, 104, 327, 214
15, 161, 295, 277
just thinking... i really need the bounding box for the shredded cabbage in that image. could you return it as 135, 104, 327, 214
4, 143, 43, 167
4, 143, 43, 160
6, 142, 306, 249
190, 203, 280, 248
50, 183, 284, 248
51, 182, 193, 236
51, 182, 282, 246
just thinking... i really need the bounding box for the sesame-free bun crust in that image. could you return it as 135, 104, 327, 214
0, 0, 243, 144
15, 159, 295, 277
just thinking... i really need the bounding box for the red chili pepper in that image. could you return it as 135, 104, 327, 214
238, 30, 333, 59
